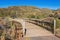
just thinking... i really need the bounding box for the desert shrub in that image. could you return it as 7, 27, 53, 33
55, 18, 60, 29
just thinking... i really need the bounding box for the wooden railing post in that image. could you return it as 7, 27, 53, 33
54, 19, 56, 35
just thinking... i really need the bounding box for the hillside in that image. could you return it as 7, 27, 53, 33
0, 6, 60, 19
0, 6, 52, 19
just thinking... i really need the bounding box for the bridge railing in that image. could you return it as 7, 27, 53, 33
25, 18, 54, 33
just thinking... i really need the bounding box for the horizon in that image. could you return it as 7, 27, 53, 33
0, 0, 60, 10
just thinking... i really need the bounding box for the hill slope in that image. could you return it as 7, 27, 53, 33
0, 6, 52, 19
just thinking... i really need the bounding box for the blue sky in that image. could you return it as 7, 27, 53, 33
0, 0, 60, 9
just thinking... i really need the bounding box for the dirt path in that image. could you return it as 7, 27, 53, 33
25, 22, 53, 37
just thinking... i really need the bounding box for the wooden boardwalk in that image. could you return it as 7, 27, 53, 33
24, 21, 60, 40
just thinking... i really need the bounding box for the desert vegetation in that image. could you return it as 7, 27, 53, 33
0, 6, 52, 19
0, 17, 23, 40
0, 6, 60, 38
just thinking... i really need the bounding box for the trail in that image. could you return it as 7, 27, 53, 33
25, 22, 60, 40
25, 22, 53, 37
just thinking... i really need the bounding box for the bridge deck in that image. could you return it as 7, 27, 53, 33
24, 21, 60, 40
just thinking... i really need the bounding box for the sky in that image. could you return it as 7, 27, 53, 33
0, 0, 60, 9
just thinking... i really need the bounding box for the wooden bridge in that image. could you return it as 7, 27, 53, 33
24, 17, 54, 33
0, 17, 59, 40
